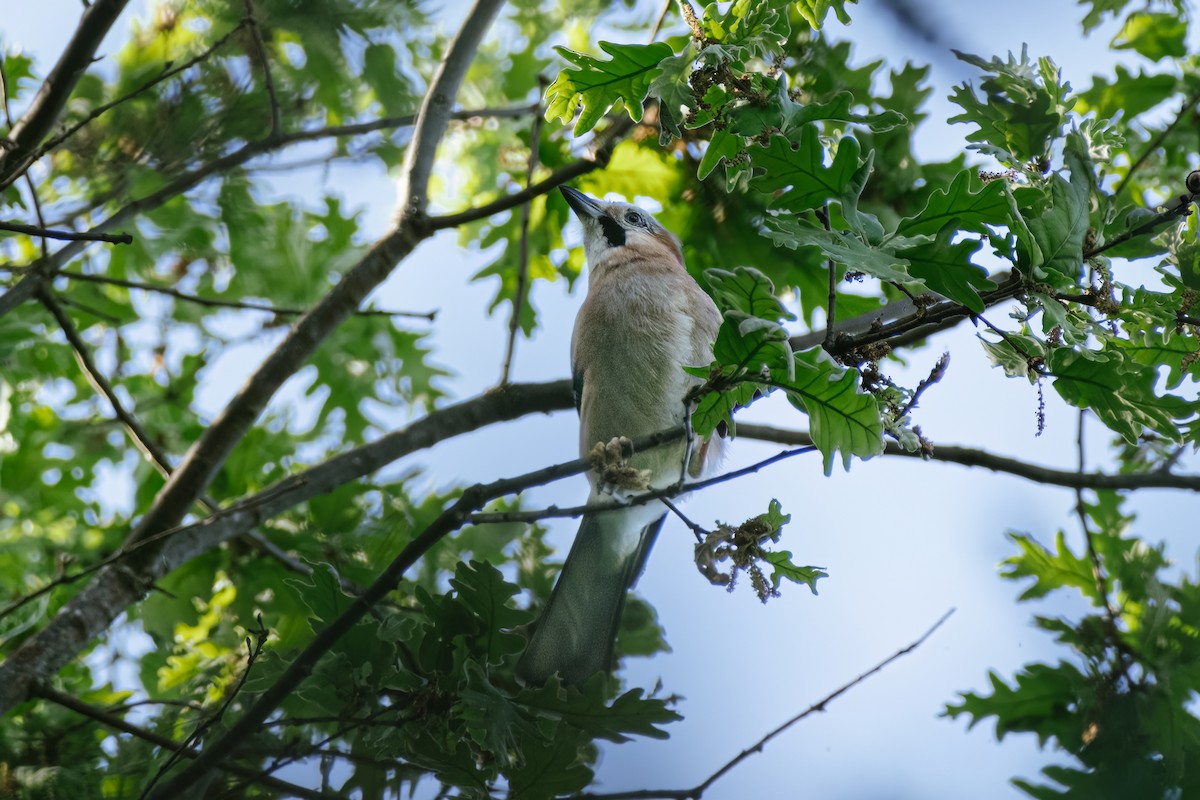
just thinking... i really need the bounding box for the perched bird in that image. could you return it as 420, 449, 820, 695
516, 185, 724, 687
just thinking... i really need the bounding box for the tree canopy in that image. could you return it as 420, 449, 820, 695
0, 0, 1199, 797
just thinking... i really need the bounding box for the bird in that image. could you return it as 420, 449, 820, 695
516, 185, 724, 687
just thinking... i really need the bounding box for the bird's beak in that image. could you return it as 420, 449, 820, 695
560, 185, 603, 220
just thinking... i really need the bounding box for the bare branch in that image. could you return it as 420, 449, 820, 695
240, 0, 281, 137
499, 99, 545, 385
396, 0, 507, 218
427, 117, 634, 230
57, 269, 436, 320
38, 292, 175, 476
15, 18, 250, 178
648, 0, 674, 41
144, 427, 684, 797
466, 445, 816, 525
0, 104, 529, 320
578, 609, 955, 800
735, 423, 1200, 492
35, 686, 333, 799
1114, 88, 1200, 199
0, 379, 570, 713
0, 0, 130, 188
0, 220, 132, 243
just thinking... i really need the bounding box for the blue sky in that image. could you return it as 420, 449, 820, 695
6, 1, 1200, 797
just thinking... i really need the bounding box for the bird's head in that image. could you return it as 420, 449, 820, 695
560, 185, 684, 272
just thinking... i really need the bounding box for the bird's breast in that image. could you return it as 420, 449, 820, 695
572, 264, 710, 483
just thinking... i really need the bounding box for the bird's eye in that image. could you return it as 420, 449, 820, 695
624, 210, 645, 227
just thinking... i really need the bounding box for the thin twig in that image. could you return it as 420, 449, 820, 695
1114, 88, 1200, 199
816, 206, 836, 350
898, 352, 949, 419
661, 496, 707, 542
578, 609, 955, 800
143, 426, 682, 797
217, 701, 409, 798
427, 116, 633, 230
56, 269, 436, 320
35, 289, 368, 600
499, 98, 544, 385
0, 0, 129, 188
241, 0, 281, 137
1073, 410, 1134, 684
15, 16, 250, 181
466, 446, 816, 525
734, 423, 1200, 492
0, 220, 133, 243
142, 616, 270, 798
38, 292, 176, 476
0, 105, 534, 320
34, 686, 332, 799
648, 0, 674, 41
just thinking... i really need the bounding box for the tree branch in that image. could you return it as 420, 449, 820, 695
145, 427, 684, 797
427, 116, 634, 230
14, 16, 250, 178
0, 0, 130, 188
0, 104, 530, 320
734, 423, 1200, 491
56, 269, 436, 320
241, 0, 281, 138
35, 686, 335, 799
578, 609, 955, 800
396, 0, 506, 218
466, 445, 815, 525
0, 0, 509, 715
38, 291, 175, 476
0, 379, 570, 714
499, 99, 544, 385
1113, 88, 1200, 199
0, 221, 132, 243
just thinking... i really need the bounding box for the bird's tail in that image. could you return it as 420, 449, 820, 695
516, 508, 665, 687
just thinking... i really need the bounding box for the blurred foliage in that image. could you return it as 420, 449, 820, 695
0, 0, 1197, 796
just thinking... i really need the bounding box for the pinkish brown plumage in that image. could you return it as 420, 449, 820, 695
516, 186, 724, 687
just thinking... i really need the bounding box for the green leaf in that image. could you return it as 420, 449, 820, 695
647, 42, 696, 143
978, 332, 1046, 381
728, 85, 905, 139
456, 660, 536, 767
705, 266, 796, 321
781, 350, 884, 472
1111, 12, 1187, 61
505, 720, 593, 800
762, 551, 826, 594
691, 378, 759, 438
517, 676, 681, 744
794, 0, 856, 29
764, 215, 916, 285
1023, 150, 1090, 277
749, 127, 861, 211
699, 0, 791, 66
946, 662, 1088, 746
1002, 531, 1100, 603
1079, 0, 1133, 33
545, 41, 673, 135
949, 47, 1072, 165
1050, 348, 1192, 443
896, 169, 1009, 237
1077, 65, 1177, 119
899, 224, 996, 313
449, 560, 531, 665
697, 128, 741, 181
